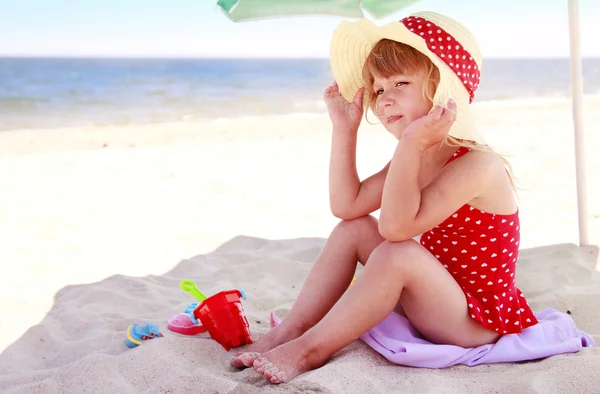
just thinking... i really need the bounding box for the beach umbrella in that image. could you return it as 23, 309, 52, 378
217, 0, 589, 246
567, 0, 588, 246
216, 0, 421, 21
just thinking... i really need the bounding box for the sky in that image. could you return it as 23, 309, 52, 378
0, 0, 599, 58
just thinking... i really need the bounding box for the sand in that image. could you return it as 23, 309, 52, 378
0, 96, 599, 393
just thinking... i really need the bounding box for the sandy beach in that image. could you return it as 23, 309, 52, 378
0, 96, 599, 393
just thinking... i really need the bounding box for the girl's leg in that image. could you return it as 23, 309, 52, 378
231, 215, 385, 367
252, 239, 500, 383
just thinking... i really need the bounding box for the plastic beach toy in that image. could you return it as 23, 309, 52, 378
192, 288, 252, 351
180, 280, 207, 302
167, 302, 205, 336
167, 280, 252, 351
184, 302, 199, 324
168, 312, 207, 336
125, 322, 163, 348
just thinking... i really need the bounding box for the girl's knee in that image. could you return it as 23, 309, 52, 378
333, 215, 379, 237
369, 240, 423, 270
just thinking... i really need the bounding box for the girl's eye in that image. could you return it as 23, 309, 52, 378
376, 82, 407, 95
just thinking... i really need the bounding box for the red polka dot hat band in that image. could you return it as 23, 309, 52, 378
401, 16, 480, 103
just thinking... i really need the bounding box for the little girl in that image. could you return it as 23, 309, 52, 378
231, 11, 538, 383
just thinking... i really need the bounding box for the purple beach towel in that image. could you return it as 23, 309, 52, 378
359, 308, 595, 368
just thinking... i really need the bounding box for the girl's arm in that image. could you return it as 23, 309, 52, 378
378, 143, 500, 241
328, 127, 390, 220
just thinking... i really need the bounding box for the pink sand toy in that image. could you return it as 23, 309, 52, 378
167, 302, 206, 336
168, 280, 253, 351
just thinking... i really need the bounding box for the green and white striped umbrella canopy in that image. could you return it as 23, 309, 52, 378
216, 0, 421, 21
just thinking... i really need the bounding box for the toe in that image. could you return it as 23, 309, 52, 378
252, 357, 272, 374
271, 371, 288, 384
239, 352, 260, 367
264, 365, 279, 379
230, 356, 245, 368
252, 356, 267, 369
231, 352, 260, 368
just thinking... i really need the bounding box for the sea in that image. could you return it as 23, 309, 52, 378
1, 57, 600, 132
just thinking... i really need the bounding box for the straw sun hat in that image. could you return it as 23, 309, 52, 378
329, 11, 484, 144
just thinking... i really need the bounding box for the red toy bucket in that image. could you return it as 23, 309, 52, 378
193, 289, 252, 351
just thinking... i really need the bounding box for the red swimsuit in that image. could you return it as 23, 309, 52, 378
420, 147, 538, 334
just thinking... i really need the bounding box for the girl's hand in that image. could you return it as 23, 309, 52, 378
402, 99, 457, 151
324, 81, 364, 132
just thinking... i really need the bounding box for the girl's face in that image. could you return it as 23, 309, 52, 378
372, 70, 432, 139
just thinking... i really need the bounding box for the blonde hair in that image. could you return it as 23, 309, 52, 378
361, 39, 518, 192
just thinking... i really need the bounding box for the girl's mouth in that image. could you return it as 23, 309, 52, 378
387, 115, 403, 124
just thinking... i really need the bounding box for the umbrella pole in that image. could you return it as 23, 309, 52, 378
568, 0, 588, 246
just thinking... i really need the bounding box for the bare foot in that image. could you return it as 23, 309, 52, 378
230, 321, 303, 368
251, 339, 324, 384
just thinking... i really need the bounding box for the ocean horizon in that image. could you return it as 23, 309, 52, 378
1, 56, 600, 132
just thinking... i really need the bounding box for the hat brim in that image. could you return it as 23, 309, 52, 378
330, 19, 484, 144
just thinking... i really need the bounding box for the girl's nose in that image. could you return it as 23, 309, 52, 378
376, 92, 394, 115
378, 91, 394, 107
